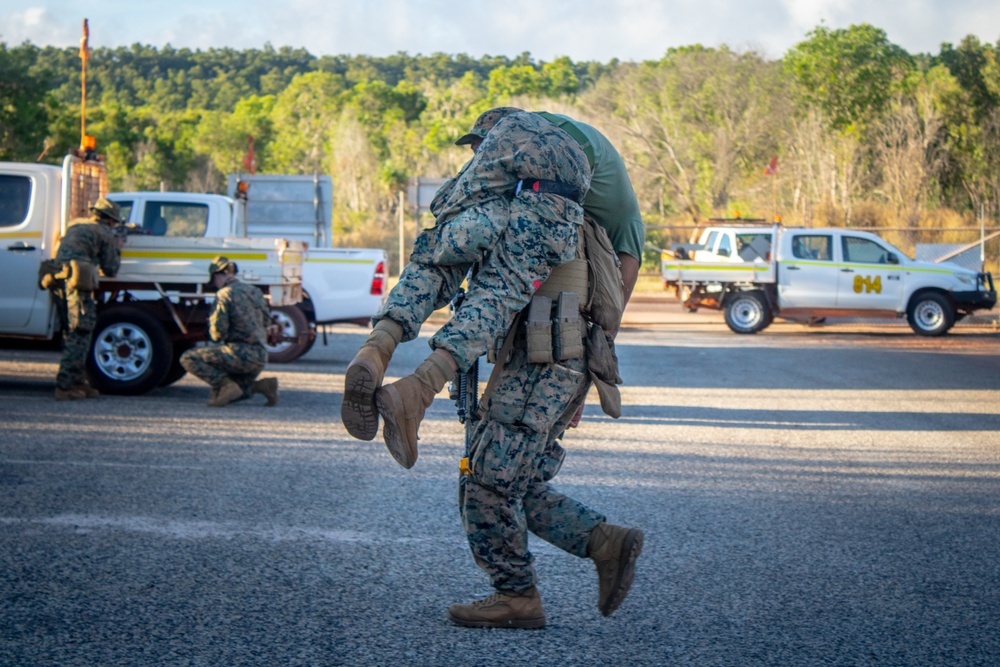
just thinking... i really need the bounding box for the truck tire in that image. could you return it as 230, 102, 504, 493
87, 307, 173, 395
266, 305, 313, 363
724, 291, 772, 334
159, 343, 192, 387
907, 292, 954, 336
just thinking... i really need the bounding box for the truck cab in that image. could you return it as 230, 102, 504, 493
0, 163, 62, 335
674, 225, 774, 263
108, 192, 243, 237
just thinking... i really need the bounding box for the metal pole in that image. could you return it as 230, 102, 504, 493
80, 19, 88, 150
398, 190, 405, 278
981, 203, 986, 266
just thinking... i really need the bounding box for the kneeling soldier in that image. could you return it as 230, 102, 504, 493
180, 256, 279, 407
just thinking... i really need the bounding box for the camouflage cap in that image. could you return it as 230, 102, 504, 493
455, 107, 524, 145
208, 255, 237, 278
90, 197, 124, 224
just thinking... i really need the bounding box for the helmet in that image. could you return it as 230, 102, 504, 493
208, 255, 237, 278
90, 197, 124, 224
455, 107, 524, 145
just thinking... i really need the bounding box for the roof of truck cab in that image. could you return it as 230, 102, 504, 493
107, 192, 236, 205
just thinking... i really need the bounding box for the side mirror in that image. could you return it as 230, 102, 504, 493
717, 247, 731, 257
887, 253, 899, 265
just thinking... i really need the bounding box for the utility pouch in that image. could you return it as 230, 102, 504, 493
525, 295, 554, 365
553, 291, 584, 361
585, 323, 623, 418
37, 259, 68, 290
67, 259, 99, 291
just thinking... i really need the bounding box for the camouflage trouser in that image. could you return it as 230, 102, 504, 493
459, 349, 604, 593
54, 287, 97, 390
377, 194, 582, 372
179, 343, 266, 397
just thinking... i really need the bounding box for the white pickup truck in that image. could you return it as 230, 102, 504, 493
662, 224, 996, 335
107, 191, 387, 362
0, 155, 305, 394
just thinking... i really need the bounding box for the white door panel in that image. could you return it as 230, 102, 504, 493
0, 174, 43, 329
779, 233, 837, 308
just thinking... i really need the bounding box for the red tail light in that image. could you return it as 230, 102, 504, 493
370, 261, 385, 295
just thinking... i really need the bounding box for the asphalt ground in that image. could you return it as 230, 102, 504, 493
1, 297, 999, 666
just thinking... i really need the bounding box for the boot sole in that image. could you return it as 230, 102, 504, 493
374, 385, 417, 469
342, 359, 380, 440
447, 612, 546, 629
600, 528, 644, 617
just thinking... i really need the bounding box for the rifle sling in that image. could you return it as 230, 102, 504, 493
475, 312, 524, 422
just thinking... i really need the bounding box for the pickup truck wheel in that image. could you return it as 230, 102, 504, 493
87, 308, 173, 395
724, 291, 772, 334
907, 292, 954, 336
159, 343, 192, 387
266, 305, 312, 363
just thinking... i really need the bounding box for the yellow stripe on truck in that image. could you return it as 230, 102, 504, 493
122, 250, 269, 261
661, 264, 761, 272
0, 231, 43, 239
305, 257, 375, 265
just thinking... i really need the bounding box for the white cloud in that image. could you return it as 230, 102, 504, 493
2, 6, 76, 46
3, 0, 999, 60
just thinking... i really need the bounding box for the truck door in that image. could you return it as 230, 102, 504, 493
0, 173, 45, 329
836, 235, 904, 311
778, 233, 838, 308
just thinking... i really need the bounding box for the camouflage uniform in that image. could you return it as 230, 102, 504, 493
460, 328, 605, 592
180, 276, 269, 396
374, 111, 592, 372
52, 217, 121, 390
374, 110, 640, 600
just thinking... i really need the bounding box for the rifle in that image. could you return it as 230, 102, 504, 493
449, 285, 480, 478
112, 221, 146, 243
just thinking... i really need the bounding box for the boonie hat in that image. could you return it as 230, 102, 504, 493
90, 197, 124, 224
455, 107, 524, 145
208, 255, 237, 278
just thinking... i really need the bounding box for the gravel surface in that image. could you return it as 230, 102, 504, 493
1, 305, 999, 666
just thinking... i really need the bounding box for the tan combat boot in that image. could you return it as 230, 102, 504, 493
253, 377, 279, 406
448, 587, 546, 629
73, 382, 100, 398
55, 386, 87, 401
588, 522, 644, 617
208, 378, 243, 407
342, 319, 404, 440
374, 349, 455, 469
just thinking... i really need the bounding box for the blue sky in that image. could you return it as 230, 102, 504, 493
3, 0, 999, 61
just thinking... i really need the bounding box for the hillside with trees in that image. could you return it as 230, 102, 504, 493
2, 24, 998, 271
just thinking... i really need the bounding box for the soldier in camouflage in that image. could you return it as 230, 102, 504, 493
179, 256, 279, 407
343, 109, 590, 448
342, 108, 646, 628
50, 197, 123, 401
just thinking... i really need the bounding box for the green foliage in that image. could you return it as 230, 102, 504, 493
0, 44, 52, 160
3, 28, 1000, 257
784, 24, 914, 132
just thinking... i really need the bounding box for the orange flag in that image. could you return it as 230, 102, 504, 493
242, 135, 257, 174
763, 155, 778, 176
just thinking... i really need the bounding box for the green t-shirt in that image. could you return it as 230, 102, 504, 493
539, 113, 646, 261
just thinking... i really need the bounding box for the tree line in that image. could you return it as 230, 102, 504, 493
2, 24, 998, 269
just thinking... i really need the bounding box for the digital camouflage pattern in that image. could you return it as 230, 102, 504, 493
460, 352, 604, 592
180, 276, 269, 395
374, 111, 591, 372
52, 217, 121, 390
454, 106, 523, 146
